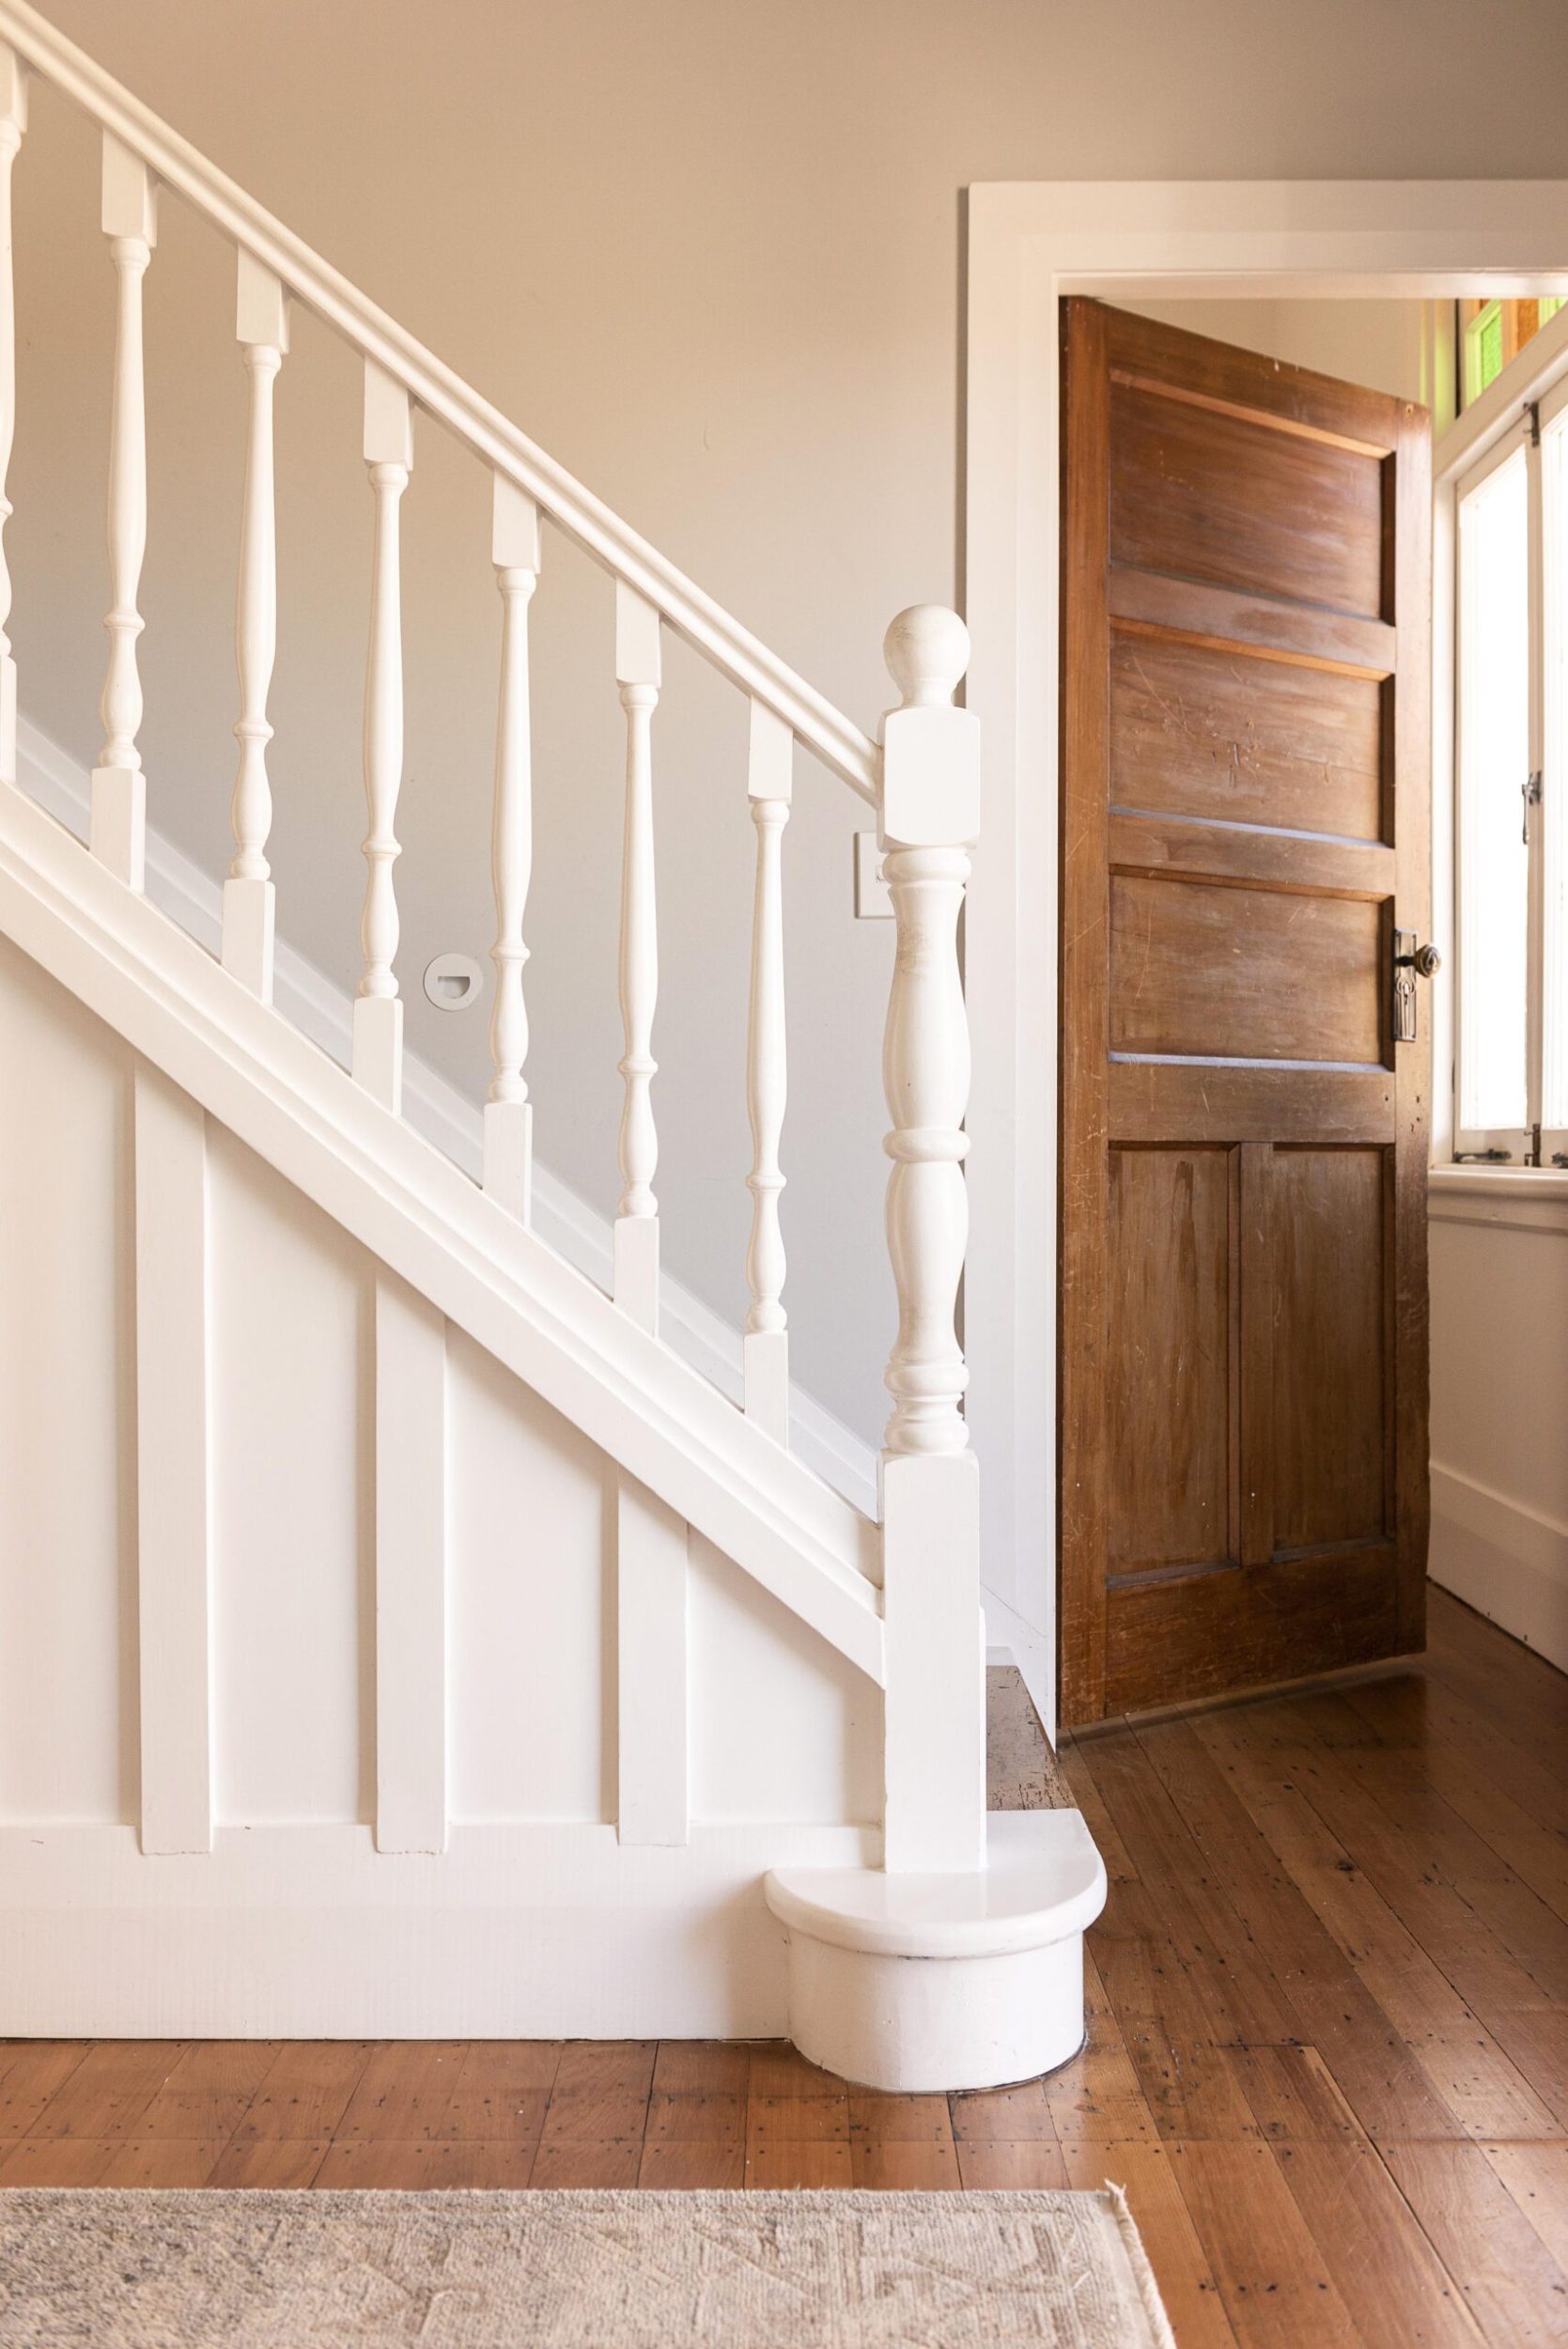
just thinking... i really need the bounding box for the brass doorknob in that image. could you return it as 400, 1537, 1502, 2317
1412, 942, 1441, 979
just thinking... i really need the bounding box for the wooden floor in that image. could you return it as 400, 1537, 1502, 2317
2, 1588, 1565, 2347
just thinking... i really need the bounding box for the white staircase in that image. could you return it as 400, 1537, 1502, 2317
0, 0, 1102, 2088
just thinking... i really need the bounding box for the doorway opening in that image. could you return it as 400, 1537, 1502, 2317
964, 184, 1568, 1734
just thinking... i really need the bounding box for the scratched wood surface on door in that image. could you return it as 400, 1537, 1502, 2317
1060, 300, 1433, 1723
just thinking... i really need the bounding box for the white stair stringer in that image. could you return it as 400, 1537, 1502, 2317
0, 778, 883, 1682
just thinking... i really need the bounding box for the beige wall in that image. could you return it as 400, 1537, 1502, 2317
10, 0, 1567, 1448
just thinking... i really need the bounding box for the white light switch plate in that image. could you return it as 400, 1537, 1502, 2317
854, 832, 892, 918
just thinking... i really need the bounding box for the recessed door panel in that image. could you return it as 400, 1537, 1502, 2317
1107, 1146, 1233, 1576
1109, 630, 1386, 843
1110, 379, 1388, 618
1270, 1146, 1390, 1555
1109, 873, 1384, 1065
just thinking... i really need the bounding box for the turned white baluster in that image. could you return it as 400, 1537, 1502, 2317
877, 603, 986, 1875
0, 48, 25, 788
613, 583, 661, 1331
223, 254, 287, 1001
88, 135, 156, 891
353, 362, 412, 1112
744, 698, 792, 1440
483, 474, 541, 1222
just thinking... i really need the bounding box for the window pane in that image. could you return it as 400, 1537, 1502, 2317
1457, 446, 1529, 1133
1544, 417, 1568, 1128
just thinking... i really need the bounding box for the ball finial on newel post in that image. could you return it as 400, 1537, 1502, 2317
883, 604, 970, 710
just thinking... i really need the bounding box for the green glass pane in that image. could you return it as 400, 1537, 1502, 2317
1477, 307, 1504, 394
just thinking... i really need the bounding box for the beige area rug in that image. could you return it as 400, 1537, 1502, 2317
0, 2187, 1176, 2347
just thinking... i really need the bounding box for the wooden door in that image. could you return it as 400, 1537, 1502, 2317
1058, 300, 1432, 1725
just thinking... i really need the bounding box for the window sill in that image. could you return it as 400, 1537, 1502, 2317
1429, 1162, 1568, 1232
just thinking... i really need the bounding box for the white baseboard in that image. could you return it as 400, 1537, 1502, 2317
0, 1819, 875, 2036
1430, 1461, 1568, 1675
17, 716, 878, 1518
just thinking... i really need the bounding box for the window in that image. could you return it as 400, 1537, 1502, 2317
1454, 378, 1568, 1165
1460, 298, 1565, 410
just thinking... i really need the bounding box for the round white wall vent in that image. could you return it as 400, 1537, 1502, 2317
422, 953, 484, 1012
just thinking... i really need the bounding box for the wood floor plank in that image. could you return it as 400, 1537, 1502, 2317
1192, 1703, 1545, 2139
650, 2043, 752, 2096
23, 2042, 186, 2142
1381, 2139, 1568, 2349
744, 2140, 854, 2187
528, 2139, 641, 2187
208, 2137, 329, 2188
314, 2139, 539, 2188
637, 2139, 743, 2187
948, 2082, 1057, 2142
1061, 2140, 1241, 2349
849, 2140, 962, 2189
1168, 2139, 1365, 2346
644, 2090, 743, 2148
334, 2042, 471, 2142
132, 2041, 277, 2141
226, 2043, 375, 2145
1480, 2140, 1568, 2272
0, 2043, 91, 2140
1271, 2140, 1487, 2349
954, 2140, 1069, 2187
1039, 1949, 1158, 2141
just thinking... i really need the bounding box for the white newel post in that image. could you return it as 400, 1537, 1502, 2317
0, 47, 25, 788
224, 253, 287, 1001
89, 135, 156, 891
744, 698, 792, 1441
353, 362, 412, 1112
877, 604, 986, 1875
613, 582, 661, 1331
484, 474, 540, 1222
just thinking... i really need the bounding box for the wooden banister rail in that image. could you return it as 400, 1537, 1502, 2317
0, 0, 878, 804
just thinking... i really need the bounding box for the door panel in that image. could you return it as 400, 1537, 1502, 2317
1109, 874, 1384, 1065
1060, 299, 1432, 1725
1270, 1146, 1389, 1552
1110, 379, 1388, 616
1109, 631, 1386, 840
1106, 1146, 1233, 1575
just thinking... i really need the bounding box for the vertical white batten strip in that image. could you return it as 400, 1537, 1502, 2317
744, 697, 791, 1441
484, 473, 540, 1221
877, 604, 986, 1875
0, 45, 25, 786
353, 361, 412, 1112
88, 132, 155, 892
374, 1275, 448, 1855
613, 581, 660, 1330
223, 252, 287, 1001
133, 1064, 212, 1856
616, 1476, 689, 1846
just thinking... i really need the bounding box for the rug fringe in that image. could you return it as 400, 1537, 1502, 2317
1102, 2182, 1180, 2349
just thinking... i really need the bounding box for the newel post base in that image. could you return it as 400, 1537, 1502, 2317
763, 1812, 1106, 2092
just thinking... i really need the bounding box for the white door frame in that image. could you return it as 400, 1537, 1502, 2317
964, 179, 1568, 1734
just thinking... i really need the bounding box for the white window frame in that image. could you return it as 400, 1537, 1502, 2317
1449, 308, 1568, 1167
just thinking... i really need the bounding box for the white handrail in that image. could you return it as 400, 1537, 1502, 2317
0, 0, 880, 804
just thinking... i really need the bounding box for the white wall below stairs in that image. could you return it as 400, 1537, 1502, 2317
0, 924, 882, 2032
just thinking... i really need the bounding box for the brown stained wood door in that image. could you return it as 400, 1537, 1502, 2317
1058, 300, 1433, 1726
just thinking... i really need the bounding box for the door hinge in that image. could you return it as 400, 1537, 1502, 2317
1524, 770, 1544, 846
1529, 399, 1543, 447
